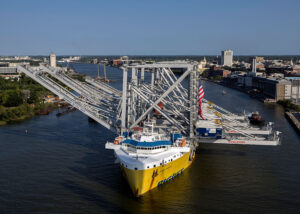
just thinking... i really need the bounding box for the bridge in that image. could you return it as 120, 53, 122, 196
17, 61, 280, 146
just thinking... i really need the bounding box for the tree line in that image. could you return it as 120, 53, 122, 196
0, 74, 53, 124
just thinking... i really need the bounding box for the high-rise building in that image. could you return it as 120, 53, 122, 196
50, 52, 56, 67
252, 58, 256, 73
221, 50, 233, 67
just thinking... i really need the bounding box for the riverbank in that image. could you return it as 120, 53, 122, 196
203, 78, 250, 96
0, 74, 64, 126
203, 78, 277, 103
285, 112, 300, 134
203, 78, 300, 135
0, 102, 61, 126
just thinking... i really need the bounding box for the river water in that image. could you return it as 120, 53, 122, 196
0, 64, 300, 214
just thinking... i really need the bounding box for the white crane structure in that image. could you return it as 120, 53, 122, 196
17, 60, 280, 147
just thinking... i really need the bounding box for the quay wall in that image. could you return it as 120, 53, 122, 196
285, 112, 300, 134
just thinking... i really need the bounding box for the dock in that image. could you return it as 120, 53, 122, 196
285, 112, 300, 133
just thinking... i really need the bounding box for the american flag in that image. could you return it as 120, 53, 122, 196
198, 81, 205, 119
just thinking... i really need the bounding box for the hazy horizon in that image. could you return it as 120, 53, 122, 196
2, 53, 299, 58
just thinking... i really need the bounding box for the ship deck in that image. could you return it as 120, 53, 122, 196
114, 145, 190, 170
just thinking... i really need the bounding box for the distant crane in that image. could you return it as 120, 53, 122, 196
96, 63, 101, 80
103, 64, 111, 83
96, 63, 111, 83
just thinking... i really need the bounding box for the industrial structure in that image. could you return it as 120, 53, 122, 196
16, 60, 281, 146
16, 60, 281, 196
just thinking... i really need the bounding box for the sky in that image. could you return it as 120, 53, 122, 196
0, 0, 299, 56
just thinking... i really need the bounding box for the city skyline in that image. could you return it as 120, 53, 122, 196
0, 0, 299, 55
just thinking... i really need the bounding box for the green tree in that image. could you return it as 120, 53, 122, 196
27, 90, 40, 104
278, 99, 300, 111
0, 90, 23, 107
0, 106, 6, 120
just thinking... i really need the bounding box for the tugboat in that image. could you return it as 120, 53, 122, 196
249, 111, 264, 125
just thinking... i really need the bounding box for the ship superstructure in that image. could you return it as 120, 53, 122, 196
106, 121, 194, 196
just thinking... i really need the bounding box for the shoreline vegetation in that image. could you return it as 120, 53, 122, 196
277, 99, 300, 112
0, 103, 59, 126
0, 74, 61, 126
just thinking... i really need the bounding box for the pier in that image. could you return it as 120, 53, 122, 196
285, 112, 300, 133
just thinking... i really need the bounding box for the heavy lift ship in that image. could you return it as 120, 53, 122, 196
106, 121, 194, 196
106, 100, 280, 196
17, 62, 281, 197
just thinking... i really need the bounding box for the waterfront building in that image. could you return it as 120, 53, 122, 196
0, 67, 19, 79
113, 59, 123, 66
255, 56, 265, 63
256, 63, 265, 70
293, 65, 300, 72
221, 50, 233, 67
224, 69, 293, 101
0, 62, 10, 67
121, 56, 129, 65
240, 61, 251, 69
57, 56, 81, 63
197, 57, 208, 74
285, 77, 300, 104
0, 56, 30, 61
212, 69, 231, 77
92, 58, 98, 64
50, 52, 56, 67
252, 77, 291, 101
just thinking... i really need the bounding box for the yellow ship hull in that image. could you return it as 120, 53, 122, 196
120, 151, 194, 196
